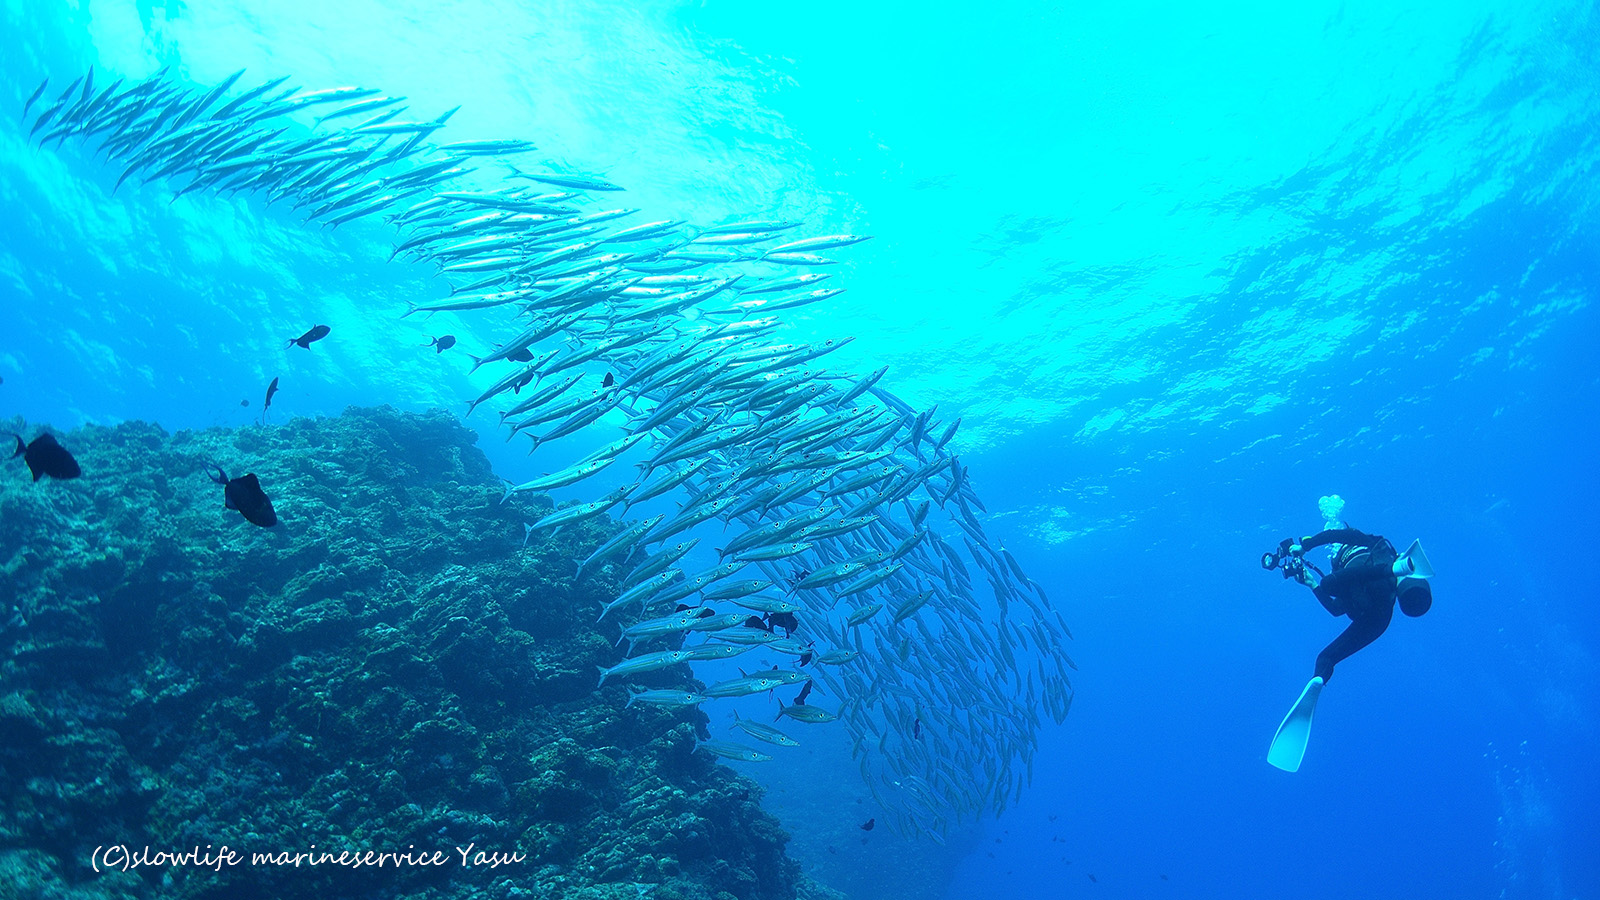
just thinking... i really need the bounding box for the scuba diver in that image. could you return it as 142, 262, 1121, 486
1258, 495, 1434, 772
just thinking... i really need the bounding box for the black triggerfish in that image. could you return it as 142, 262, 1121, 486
10, 433, 81, 481
210, 465, 277, 527
288, 324, 330, 349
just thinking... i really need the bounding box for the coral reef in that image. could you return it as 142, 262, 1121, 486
0, 407, 802, 900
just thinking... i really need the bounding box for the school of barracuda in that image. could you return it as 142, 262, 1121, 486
25, 66, 1076, 839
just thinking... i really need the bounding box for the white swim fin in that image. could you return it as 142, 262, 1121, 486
1267, 676, 1325, 772
1392, 539, 1434, 579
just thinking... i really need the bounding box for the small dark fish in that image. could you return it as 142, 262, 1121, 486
1161, 875, 1170, 882
259, 376, 280, 426
10, 433, 81, 481
1088, 874, 1098, 884
859, 818, 874, 831
239, 399, 249, 407
913, 717, 922, 740
602, 371, 614, 388
506, 347, 534, 362
210, 465, 277, 527
287, 324, 330, 349
767, 610, 798, 635
427, 334, 456, 353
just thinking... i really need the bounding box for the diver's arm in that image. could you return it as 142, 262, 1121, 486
1298, 528, 1383, 552
1296, 566, 1321, 591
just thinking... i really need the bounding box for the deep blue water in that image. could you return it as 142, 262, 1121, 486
3, 2, 1597, 899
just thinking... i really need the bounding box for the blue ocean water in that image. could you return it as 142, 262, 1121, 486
3, 2, 1596, 899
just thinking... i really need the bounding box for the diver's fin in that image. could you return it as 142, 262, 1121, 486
1267, 676, 1324, 773
1392, 539, 1434, 579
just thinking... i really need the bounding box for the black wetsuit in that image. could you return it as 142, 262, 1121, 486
1297, 528, 1399, 682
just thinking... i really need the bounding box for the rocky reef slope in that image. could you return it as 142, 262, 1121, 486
0, 406, 813, 900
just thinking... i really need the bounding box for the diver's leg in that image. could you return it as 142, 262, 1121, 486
1313, 602, 1395, 682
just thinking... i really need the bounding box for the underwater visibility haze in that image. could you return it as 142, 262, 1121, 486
2, 2, 1597, 899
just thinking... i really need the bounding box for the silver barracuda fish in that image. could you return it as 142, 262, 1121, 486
625, 689, 706, 708
729, 713, 800, 747
776, 703, 838, 724
696, 740, 772, 762
596, 649, 692, 687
